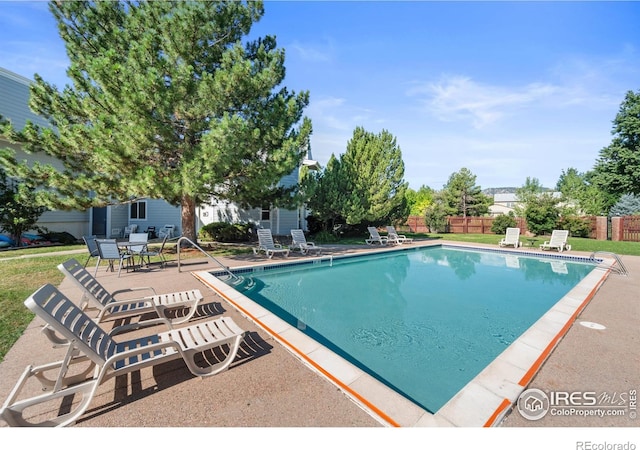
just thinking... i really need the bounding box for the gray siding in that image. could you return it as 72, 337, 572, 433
199, 201, 303, 237
0, 67, 52, 131
33, 209, 90, 240
278, 167, 299, 188
129, 199, 181, 237
273, 208, 300, 236
108, 204, 129, 238
1, 68, 91, 239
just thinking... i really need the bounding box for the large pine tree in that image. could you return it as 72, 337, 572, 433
443, 168, 490, 217
0, 1, 311, 241
340, 127, 408, 225
592, 89, 640, 197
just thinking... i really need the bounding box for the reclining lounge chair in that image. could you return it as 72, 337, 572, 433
57, 258, 203, 328
498, 227, 521, 248
252, 229, 289, 259
0, 283, 246, 427
386, 226, 413, 244
539, 229, 571, 252
290, 229, 322, 255
366, 227, 395, 245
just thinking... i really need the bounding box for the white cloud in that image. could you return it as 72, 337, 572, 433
307, 96, 384, 133
407, 76, 559, 129
289, 39, 334, 63
546, 54, 636, 109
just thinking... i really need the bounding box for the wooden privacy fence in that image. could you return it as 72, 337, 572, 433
446, 216, 529, 234
403, 216, 527, 235
403, 215, 640, 242
405, 216, 429, 233
612, 215, 640, 242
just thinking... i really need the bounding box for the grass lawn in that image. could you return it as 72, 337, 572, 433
0, 241, 251, 362
0, 232, 637, 362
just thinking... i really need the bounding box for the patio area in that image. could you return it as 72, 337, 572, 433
0, 240, 638, 429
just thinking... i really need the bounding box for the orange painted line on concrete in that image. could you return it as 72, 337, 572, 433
484, 398, 512, 427
193, 273, 402, 428
518, 268, 610, 387
482, 267, 612, 426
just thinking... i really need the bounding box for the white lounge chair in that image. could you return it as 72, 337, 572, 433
253, 229, 289, 258
365, 227, 391, 245
290, 229, 322, 255
498, 227, 521, 248
0, 283, 245, 427
386, 226, 413, 244
158, 224, 175, 239
123, 224, 137, 238
57, 258, 203, 327
540, 230, 571, 252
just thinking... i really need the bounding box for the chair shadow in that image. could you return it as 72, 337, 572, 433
74, 331, 273, 424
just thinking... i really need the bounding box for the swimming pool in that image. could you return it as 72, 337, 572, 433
194, 243, 613, 427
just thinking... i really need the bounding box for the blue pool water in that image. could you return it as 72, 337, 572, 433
224, 246, 596, 413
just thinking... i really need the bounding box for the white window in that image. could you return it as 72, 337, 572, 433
130, 201, 147, 220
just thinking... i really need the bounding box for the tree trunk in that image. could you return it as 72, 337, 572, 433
181, 194, 197, 243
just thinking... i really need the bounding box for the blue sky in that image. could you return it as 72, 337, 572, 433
1, 1, 639, 192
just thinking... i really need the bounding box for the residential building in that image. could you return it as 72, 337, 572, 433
1, 66, 313, 242
489, 193, 519, 217
197, 149, 319, 236
0, 67, 92, 239
488, 191, 565, 217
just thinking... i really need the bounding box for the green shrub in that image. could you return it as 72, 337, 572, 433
311, 230, 340, 243
424, 200, 449, 233
491, 213, 517, 234
198, 222, 254, 242
524, 193, 560, 236
557, 215, 592, 238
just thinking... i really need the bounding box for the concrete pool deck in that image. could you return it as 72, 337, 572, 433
0, 240, 638, 429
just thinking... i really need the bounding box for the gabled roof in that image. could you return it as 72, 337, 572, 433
493, 193, 518, 202
302, 158, 319, 170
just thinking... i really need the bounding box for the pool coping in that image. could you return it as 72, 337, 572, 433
192, 242, 615, 427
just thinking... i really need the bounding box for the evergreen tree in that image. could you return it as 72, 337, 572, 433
592, 89, 640, 196
442, 168, 490, 217
302, 154, 349, 231
609, 194, 640, 216
0, 1, 311, 241
340, 127, 408, 225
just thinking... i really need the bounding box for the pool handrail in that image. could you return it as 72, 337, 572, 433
589, 251, 629, 276
176, 236, 240, 280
